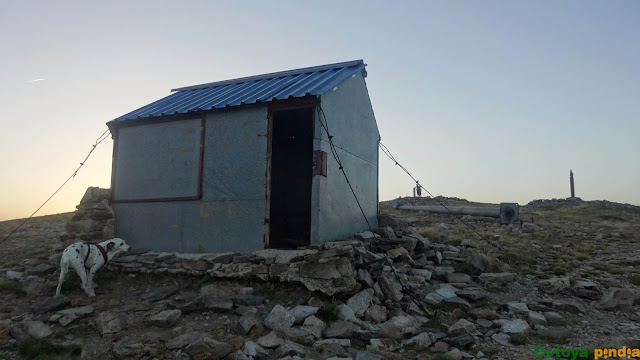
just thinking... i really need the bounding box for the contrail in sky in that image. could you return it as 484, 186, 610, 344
27, 78, 46, 82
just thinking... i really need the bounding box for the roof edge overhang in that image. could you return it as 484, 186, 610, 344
172, 59, 364, 92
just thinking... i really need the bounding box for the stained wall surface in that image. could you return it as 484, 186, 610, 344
312, 72, 380, 243
113, 106, 269, 253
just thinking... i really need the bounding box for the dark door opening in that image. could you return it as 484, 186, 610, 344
268, 107, 313, 249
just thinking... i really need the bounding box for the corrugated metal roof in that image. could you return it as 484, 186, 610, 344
112, 60, 366, 122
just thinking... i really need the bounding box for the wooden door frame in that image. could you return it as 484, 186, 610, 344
264, 100, 317, 248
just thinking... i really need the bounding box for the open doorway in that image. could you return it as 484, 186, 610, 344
268, 107, 313, 249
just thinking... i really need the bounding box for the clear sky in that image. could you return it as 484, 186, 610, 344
1, 1, 639, 221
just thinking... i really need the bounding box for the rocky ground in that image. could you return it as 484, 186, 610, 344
0, 196, 639, 360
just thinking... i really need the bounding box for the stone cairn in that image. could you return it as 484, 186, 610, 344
63, 187, 114, 241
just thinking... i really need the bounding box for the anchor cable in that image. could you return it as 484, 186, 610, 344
0, 129, 111, 246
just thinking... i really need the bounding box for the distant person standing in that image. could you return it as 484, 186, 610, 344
416, 184, 422, 197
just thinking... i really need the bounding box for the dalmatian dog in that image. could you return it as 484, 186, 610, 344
56, 238, 131, 297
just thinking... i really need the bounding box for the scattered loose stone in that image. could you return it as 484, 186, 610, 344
300, 315, 326, 339
355, 350, 384, 360
465, 255, 485, 273
112, 336, 147, 359
448, 319, 477, 336
346, 289, 374, 317
600, 288, 635, 312
281, 327, 315, 345
380, 315, 420, 340
445, 334, 477, 349
537, 326, 571, 341
149, 309, 182, 327
506, 302, 529, 315
97, 311, 127, 335
141, 286, 179, 302
10, 321, 52, 341
364, 305, 388, 323
185, 336, 234, 360
539, 276, 571, 294
528, 311, 547, 326
230, 294, 264, 306
554, 298, 586, 314
166, 332, 205, 350
57, 305, 94, 317
444, 348, 463, 360
447, 273, 472, 284
257, 331, 285, 348
5, 270, 24, 280
491, 332, 510, 346
493, 319, 530, 333
323, 321, 360, 338
478, 273, 514, 283
403, 332, 433, 349
273, 340, 306, 358
264, 305, 295, 330
288, 305, 319, 324
236, 310, 260, 335
244, 341, 269, 360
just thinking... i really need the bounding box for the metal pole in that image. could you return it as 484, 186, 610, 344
396, 202, 519, 224
570, 170, 575, 198
397, 205, 499, 217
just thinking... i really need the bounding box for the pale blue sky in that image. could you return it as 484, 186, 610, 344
1, 1, 638, 220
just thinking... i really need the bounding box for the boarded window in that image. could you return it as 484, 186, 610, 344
113, 119, 203, 201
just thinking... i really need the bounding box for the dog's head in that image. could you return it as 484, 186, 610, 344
104, 238, 131, 254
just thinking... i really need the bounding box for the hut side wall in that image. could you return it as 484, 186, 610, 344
113, 106, 268, 254
313, 72, 380, 243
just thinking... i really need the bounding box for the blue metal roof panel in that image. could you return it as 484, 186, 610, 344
113, 60, 366, 122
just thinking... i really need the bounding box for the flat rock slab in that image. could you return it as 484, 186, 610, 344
58, 305, 94, 316
26, 264, 56, 275
456, 288, 487, 301
166, 332, 205, 350
553, 298, 586, 314
142, 286, 179, 302
257, 331, 285, 348
447, 273, 472, 284
478, 273, 514, 283
493, 319, 530, 333
149, 309, 182, 327
253, 249, 318, 263
32, 295, 70, 314
507, 302, 530, 315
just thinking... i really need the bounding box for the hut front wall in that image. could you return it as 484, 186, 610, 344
113, 106, 269, 253
313, 73, 380, 242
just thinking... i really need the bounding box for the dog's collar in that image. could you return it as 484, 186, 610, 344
84, 243, 109, 270
95, 244, 108, 264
